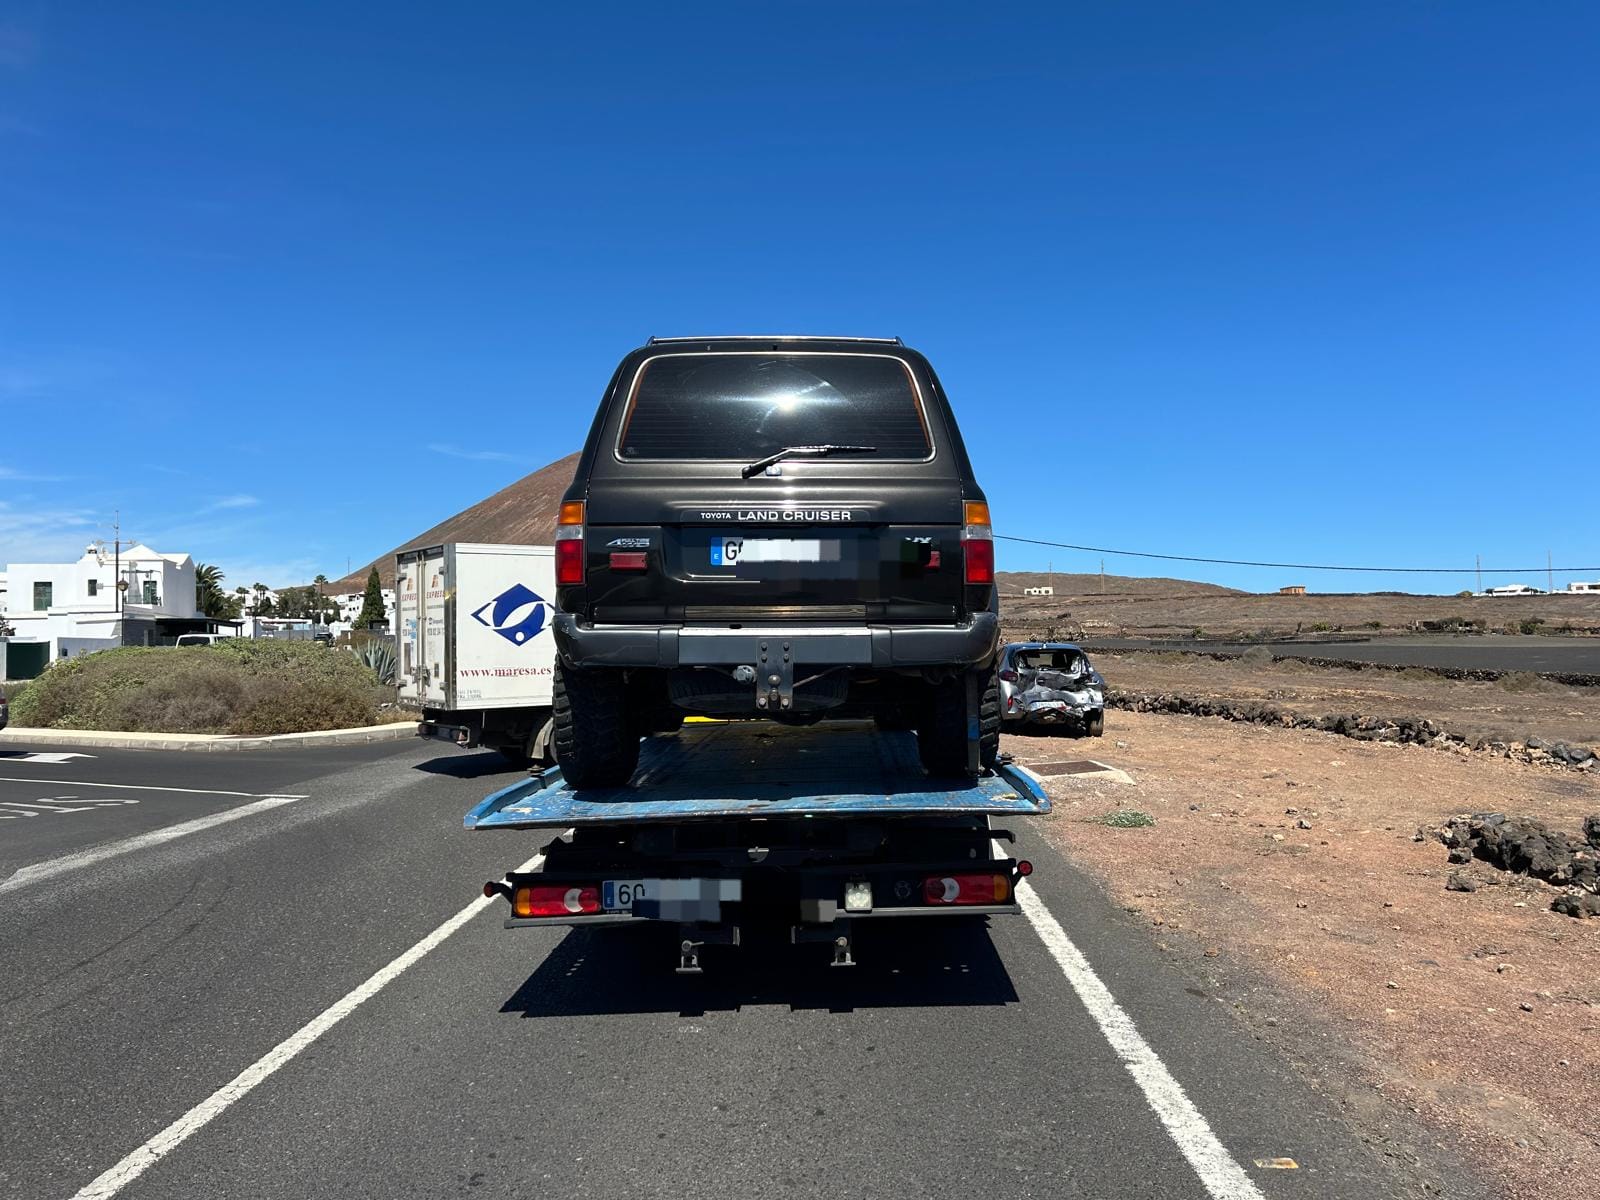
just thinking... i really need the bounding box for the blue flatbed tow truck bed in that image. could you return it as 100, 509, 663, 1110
471, 722, 1051, 971
466, 720, 1050, 829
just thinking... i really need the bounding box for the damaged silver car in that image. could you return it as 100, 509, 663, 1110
998, 642, 1105, 736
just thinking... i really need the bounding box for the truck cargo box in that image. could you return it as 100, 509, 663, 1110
396, 542, 556, 713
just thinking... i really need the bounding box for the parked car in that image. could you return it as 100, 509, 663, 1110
551, 335, 1000, 785
998, 642, 1104, 736
174, 633, 227, 647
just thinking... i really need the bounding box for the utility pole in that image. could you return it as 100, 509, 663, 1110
1475, 554, 1481, 596
1047, 560, 1052, 593
1548, 550, 1554, 596
1100, 558, 1105, 595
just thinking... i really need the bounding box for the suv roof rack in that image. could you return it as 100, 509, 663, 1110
647, 334, 903, 346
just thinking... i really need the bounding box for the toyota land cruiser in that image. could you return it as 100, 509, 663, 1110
552, 336, 999, 786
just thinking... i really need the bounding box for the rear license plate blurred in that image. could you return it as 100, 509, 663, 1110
710, 537, 840, 566
602, 879, 648, 911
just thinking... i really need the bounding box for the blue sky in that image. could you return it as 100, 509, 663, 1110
2, 3, 1596, 593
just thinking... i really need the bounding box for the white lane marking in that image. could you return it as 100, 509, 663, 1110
0, 796, 302, 895
0, 776, 303, 798
1002, 842, 1266, 1200
69, 849, 548, 1200
1, 751, 97, 764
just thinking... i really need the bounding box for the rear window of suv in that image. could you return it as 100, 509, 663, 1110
618, 353, 932, 460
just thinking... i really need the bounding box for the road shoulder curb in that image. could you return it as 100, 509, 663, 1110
0, 722, 419, 752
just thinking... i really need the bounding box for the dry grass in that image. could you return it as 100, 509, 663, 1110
11, 641, 385, 735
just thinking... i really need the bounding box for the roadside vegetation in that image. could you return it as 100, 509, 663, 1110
10, 640, 397, 736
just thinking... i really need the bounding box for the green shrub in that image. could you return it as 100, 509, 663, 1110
1091, 809, 1155, 828
1518, 617, 1546, 636
351, 638, 397, 685
10, 641, 380, 734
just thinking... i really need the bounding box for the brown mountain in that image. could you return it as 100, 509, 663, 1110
995, 571, 1243, 598
332, 452, 580, 589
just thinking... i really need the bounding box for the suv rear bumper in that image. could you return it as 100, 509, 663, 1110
553, 612, 999, 670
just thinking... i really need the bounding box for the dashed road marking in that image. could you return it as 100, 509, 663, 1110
1001, 840, 1266, 1200
67, 848, 549, 1200
0, 796, 140, 818
0, 776, 294, 797
0, 751, 98, 764
0, 795, 305, 895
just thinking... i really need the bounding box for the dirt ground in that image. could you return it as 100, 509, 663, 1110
998, 586, 1600, 640
1099, 650, 1600, 748
1006, 712, 1600, 1200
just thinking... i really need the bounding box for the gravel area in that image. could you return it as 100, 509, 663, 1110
1099, 650, 1600, 748
1007, 711, 1599, 1200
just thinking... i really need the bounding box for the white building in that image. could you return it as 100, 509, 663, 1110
329, 587, 395, 633
1023, 586, 1055, 597
1566, 581, 1600, 594
2, 543, 213, 673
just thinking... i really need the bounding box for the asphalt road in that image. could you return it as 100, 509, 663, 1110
1084, 634, 1600, 675
1, 739, 1471, 1199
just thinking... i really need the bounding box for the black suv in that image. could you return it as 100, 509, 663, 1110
552, 336, 999, 786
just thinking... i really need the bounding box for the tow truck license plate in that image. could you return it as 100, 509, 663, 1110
601, 878, 744, 913
603, 879, 648, 911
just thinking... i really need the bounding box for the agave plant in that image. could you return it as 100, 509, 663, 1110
352, 639, 397, 685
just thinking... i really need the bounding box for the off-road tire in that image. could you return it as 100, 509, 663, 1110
916, 662, 1000, 777
553, 662, 639, 787
1086, 710, 1105, 738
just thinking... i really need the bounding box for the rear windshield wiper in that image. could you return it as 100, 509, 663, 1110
739, 444, 877, 479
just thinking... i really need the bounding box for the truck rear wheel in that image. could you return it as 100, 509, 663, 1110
916, 663, 1000, 777
553, 662, 639, 787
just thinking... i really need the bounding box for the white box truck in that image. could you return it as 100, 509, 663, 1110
396, 543, 556, 765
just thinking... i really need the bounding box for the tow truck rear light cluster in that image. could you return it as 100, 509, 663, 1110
556, 501, 585, 586
513, 883, 600, 918
962, 500, 994, 584
923, 872, 1010, 906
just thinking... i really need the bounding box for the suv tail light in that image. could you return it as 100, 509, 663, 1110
556, 501, 585, 585
962, 500, 994, 584
999, 668, 1017, 682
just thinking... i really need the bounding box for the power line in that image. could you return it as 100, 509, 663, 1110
993, 534, 1600, 575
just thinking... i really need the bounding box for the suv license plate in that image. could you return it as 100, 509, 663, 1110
711, 537, 831, 565
602, 879, 649, 911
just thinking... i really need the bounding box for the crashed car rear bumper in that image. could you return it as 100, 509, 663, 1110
1005, 703, 1104, 726
553, 612, 999, 670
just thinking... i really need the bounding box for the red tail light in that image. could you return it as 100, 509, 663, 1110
963, 538, 994, 584
999, 668, 1017, 683
923, 873, 1011, 906
555, 538, 584, 585
513, 884, 600, 918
